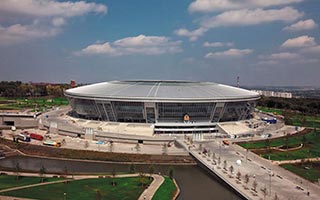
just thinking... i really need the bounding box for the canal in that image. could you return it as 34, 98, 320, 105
0, 156, 241, 200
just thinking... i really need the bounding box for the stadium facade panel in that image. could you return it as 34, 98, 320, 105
65, 80, 260, 134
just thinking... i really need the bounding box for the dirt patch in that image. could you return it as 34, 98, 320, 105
0, 138, 195, 164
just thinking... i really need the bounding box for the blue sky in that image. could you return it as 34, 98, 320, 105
0, 0, 320, 86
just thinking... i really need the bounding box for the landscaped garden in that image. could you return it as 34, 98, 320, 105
0, 175, 62, 190
280, 162, 320, 183
237, 129, 320, 161
1, 176, 153, 200
152, 176, 177, 200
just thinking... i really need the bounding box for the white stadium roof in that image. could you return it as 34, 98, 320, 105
65, 80, 260, 102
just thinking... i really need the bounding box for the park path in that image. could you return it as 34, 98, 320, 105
273, 157, 320, 165
138, 174, 164, 200
0, 179, 72, 193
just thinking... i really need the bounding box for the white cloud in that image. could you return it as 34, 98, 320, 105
189, 0, 303, 13
301, 45, 320, 54
205, 48, 253, 58
176, 7, 303, 41
203, 41, 233, 47
202, 7, 303, 28
0, 23, 59, 45
0, 0, 107, 45
283, 19, 318, 31
267, 52, 300, 60
78, 35, 182, 56
281, 35, 317, 49
174, 28, 207, 41
0, 0, 107, 18
52, 17, 66, 27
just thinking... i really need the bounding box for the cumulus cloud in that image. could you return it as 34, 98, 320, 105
281, 35, 317, 49
301, 45, 320, 54
174, 28, 207, 41
283, 19, 318, 31
52, 17, 66, 27
266, 52, 300, 60
189, 0, 303, 13
205, 48, 253, 59
176, 7, 303, 41
0, 23, 59, 45
203, 41, 233, 47
0, 0, 107, 45
0, 0, 107, 18
202, 7, 303, 28
78, 35, 182, 56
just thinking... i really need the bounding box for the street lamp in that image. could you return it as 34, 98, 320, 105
64, 192, 67, 200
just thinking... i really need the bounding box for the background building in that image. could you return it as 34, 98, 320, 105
65, 80, 260, 134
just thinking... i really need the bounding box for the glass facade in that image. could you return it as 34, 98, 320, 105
68, 97, 255, 123
157, 102, 215, 122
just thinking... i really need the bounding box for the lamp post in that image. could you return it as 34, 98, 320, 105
64, 192, 66, 200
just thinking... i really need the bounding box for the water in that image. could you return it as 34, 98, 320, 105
0, 156, 241, 200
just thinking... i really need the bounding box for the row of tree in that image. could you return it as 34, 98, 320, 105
258, 96, 320, 115
0, 81, 71, 97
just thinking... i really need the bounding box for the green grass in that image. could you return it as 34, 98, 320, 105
152, 177, 177, 200
286, 114, 320, 129
0, 175, 61, 190
257, 106, 320, 129
239, 130, 320, 161
257, 106, 284, 115
2, 177, 152, 200
280, 162, 320, 183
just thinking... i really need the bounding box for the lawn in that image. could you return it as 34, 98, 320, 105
257, 106, 284, 115
0, 175, 61, 190
257, 106, 320, 129
2, 176, 152, 200
0, 97, 69, 111
152, 177, 177, 200
238, 130, 320, 161
280, 162, 320, 183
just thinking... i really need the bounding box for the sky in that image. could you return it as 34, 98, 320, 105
0, 0, 320, 86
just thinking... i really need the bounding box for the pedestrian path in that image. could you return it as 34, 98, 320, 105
138, 174, 164, 200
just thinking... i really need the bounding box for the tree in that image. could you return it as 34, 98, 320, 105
39, 165, 46, 183
274, 193, 279, 200
15, 162, 21, 180
84, 140, 89, 149
244, 174, 250, 186
223, 160, 227, 170
95, 190, 102, 200
139, 172, 147, 188
63, 166, 68, 179
129, 163, 136, 173
109, 141, 114, 152
261, 186, 267, 200
162, 143, 168, 155
252, 179, 258, 192
302, 135, 307, 147
265, 138, 271, 153
168, 166, 174, 179
199, 144, 203, 152
236, 171, 241, 180
217, 156, 221, 166
111, 168, 116, 186
229, 165, 234, 175
212, 152, 216, 160
148, 165, 155, 180
135, 143, 141, 153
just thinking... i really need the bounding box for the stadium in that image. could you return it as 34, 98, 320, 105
64, 80, 260, 134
